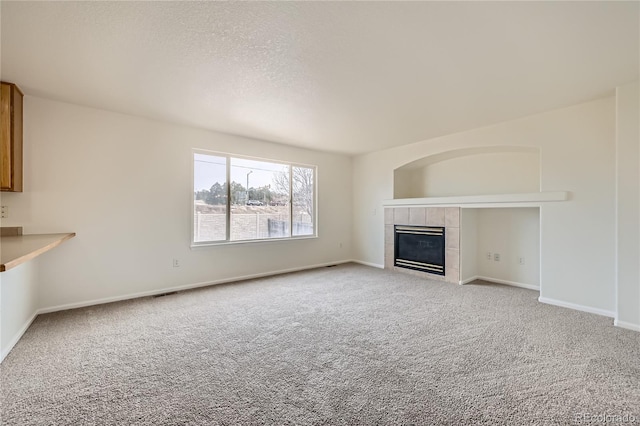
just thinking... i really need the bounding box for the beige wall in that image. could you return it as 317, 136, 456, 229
353, 97, 616, 315
1, 96, 353, 311
615, 81, 640, 331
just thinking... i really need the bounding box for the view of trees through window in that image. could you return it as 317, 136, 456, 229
193, 153, 315, 243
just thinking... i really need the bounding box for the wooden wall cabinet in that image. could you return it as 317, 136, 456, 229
0, 81, 23, 192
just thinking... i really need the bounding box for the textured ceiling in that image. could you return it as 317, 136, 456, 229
1, 1, 638, 155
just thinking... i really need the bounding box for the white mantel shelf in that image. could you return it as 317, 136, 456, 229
383, 191, 569, 207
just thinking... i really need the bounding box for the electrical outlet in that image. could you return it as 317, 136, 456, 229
518, 257, 525, 265
173, 259, 180, 268
486, 252, 491, 260
1, 206, 7, 219
494, 253, 500, 262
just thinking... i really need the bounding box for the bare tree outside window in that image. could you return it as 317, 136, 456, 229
272, 166, 314, 235
291, 167, 314, 235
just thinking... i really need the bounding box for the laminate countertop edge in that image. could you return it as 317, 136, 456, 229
1, 233, 76, 272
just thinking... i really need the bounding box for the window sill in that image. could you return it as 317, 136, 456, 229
190, 235, 318, 249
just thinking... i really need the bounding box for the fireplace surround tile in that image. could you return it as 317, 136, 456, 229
384, 225, 394, 247
409, 207, 426, 225
386, 206, 460, 284
445, 207, 460, 228
384, 225, 394, 268
445, 248, 459, 272
446, 227, 460, 250
385, 253, 394, 269
426, 208, 445, 226
394, 208, 409, 225
444, 267, 459, 284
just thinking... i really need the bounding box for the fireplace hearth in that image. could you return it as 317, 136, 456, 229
394, 225, 445, 275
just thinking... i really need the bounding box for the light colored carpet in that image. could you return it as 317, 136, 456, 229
1, 263, 639, 425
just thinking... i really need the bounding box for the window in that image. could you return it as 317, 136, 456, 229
193, 151, 316, 244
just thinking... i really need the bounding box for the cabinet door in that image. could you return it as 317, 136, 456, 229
0, 82, 22, 192
0, 83, 11, 190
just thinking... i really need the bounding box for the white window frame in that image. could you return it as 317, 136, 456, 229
191, 149, 317, 247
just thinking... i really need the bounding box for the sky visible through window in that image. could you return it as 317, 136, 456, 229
194, 154, 288, 191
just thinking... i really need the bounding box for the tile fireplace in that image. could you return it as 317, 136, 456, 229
384, 207, 460, 283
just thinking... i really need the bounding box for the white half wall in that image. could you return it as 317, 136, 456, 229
1, 96, 353, 310
616, 81, 640, 330
353, 97, 616, 314
1, 259, 39, 361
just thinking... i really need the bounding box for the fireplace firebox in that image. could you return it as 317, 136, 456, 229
394, 225, 445, 275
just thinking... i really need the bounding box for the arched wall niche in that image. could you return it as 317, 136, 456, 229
393, 146, 540, 199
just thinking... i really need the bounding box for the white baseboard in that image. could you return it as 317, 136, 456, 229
350, 259, 385, 269
1, 311, 38, 363
462, 275, 540, 291
460, 275, 480, 285
38, 260, 353, 315
614, 319, 640, 332
538, 296, 615, 318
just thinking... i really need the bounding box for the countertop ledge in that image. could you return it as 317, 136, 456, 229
1, 233, 76, 272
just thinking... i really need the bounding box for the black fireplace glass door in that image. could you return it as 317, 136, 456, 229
394, 226, 445, 275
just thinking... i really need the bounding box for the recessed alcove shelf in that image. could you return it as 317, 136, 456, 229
393, 146, 542, 200
383, 191, 569, 208
388, 148, 568, 287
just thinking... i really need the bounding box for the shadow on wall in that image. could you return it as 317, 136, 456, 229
393, 146, 540, 199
